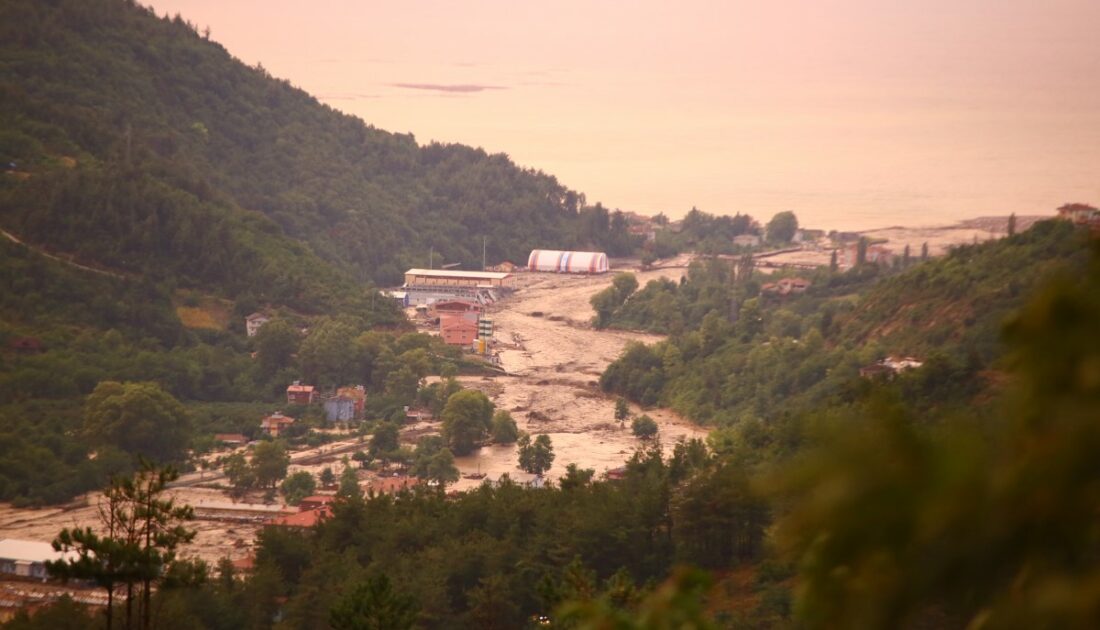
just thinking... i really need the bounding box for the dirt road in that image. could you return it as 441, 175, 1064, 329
449, 260, 708, 490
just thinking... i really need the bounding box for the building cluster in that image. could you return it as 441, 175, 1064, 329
839, 242, 894, 269
1057, 203, 1100, 234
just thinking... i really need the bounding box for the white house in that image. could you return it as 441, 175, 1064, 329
245, 312, 270, 337
733, 234, 762, 248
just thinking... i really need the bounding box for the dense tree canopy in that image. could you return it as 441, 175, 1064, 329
441, 390, 494, 455
82, 381, 190, 464
765, 211, 799, 243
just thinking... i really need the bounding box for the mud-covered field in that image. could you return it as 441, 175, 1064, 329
449, 261, 706, 490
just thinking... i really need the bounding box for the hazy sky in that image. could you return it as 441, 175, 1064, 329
149, 0, 1100, 229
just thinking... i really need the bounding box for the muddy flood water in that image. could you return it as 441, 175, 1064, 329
448, 261, 707, 490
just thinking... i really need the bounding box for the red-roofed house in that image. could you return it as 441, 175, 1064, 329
260, 413, 295, 437
1057, 203, 1100, 234
286, 382, 316, 405
268, 506, 331, 528
432, 300, 481, 316
297, 495, 334, 511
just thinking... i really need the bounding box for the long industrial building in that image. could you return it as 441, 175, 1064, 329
527, 250, 610, 274
403, 268, 515, 289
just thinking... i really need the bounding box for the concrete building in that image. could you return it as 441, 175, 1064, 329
0, 539, 76, 580
440, 318, 479, 346
527, 250, 610, 274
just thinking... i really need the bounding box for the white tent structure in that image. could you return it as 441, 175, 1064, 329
527, 250, 610, 274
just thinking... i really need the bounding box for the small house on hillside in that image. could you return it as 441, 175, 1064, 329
1057, 203, 1100, 233
733, 234, 762, 248
260, 412, 295, 437
286, 382, 316, 405
486, 261, 519, 273
324, 385, 366, 422
245, 312, 270, 337
628, 224, 657, 243
405, 407, 433, 423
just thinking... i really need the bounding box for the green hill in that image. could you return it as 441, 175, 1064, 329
600, 220, 1089, 424
0, 0, 625, 294
0, 0, 641, 504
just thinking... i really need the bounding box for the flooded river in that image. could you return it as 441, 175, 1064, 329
448, 261, 708, 490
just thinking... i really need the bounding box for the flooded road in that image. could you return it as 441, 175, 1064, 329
447, 260, 708, 490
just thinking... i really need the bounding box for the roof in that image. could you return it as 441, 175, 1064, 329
245, 312, 269, 322
286, 384, 315, 393
230, 556, 255, 573
0, 539, 76, 564
441, 319, 478, 331
269, 507, 330, 528
365, 476, 421, 494
433, 300, 481, 309
405, 268, 510, 280
262, 413, 294, 425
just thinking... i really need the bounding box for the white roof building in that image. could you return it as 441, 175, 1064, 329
0, 539, 77, 579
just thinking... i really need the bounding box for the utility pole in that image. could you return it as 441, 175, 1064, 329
429, 246, 433, 270
482, 236, 487, 271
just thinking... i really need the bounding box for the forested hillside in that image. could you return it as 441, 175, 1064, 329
0, 0, 650, 504
0, 0, 633, 288
15, 239, 1100, 629
599, 220, 1089, 424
